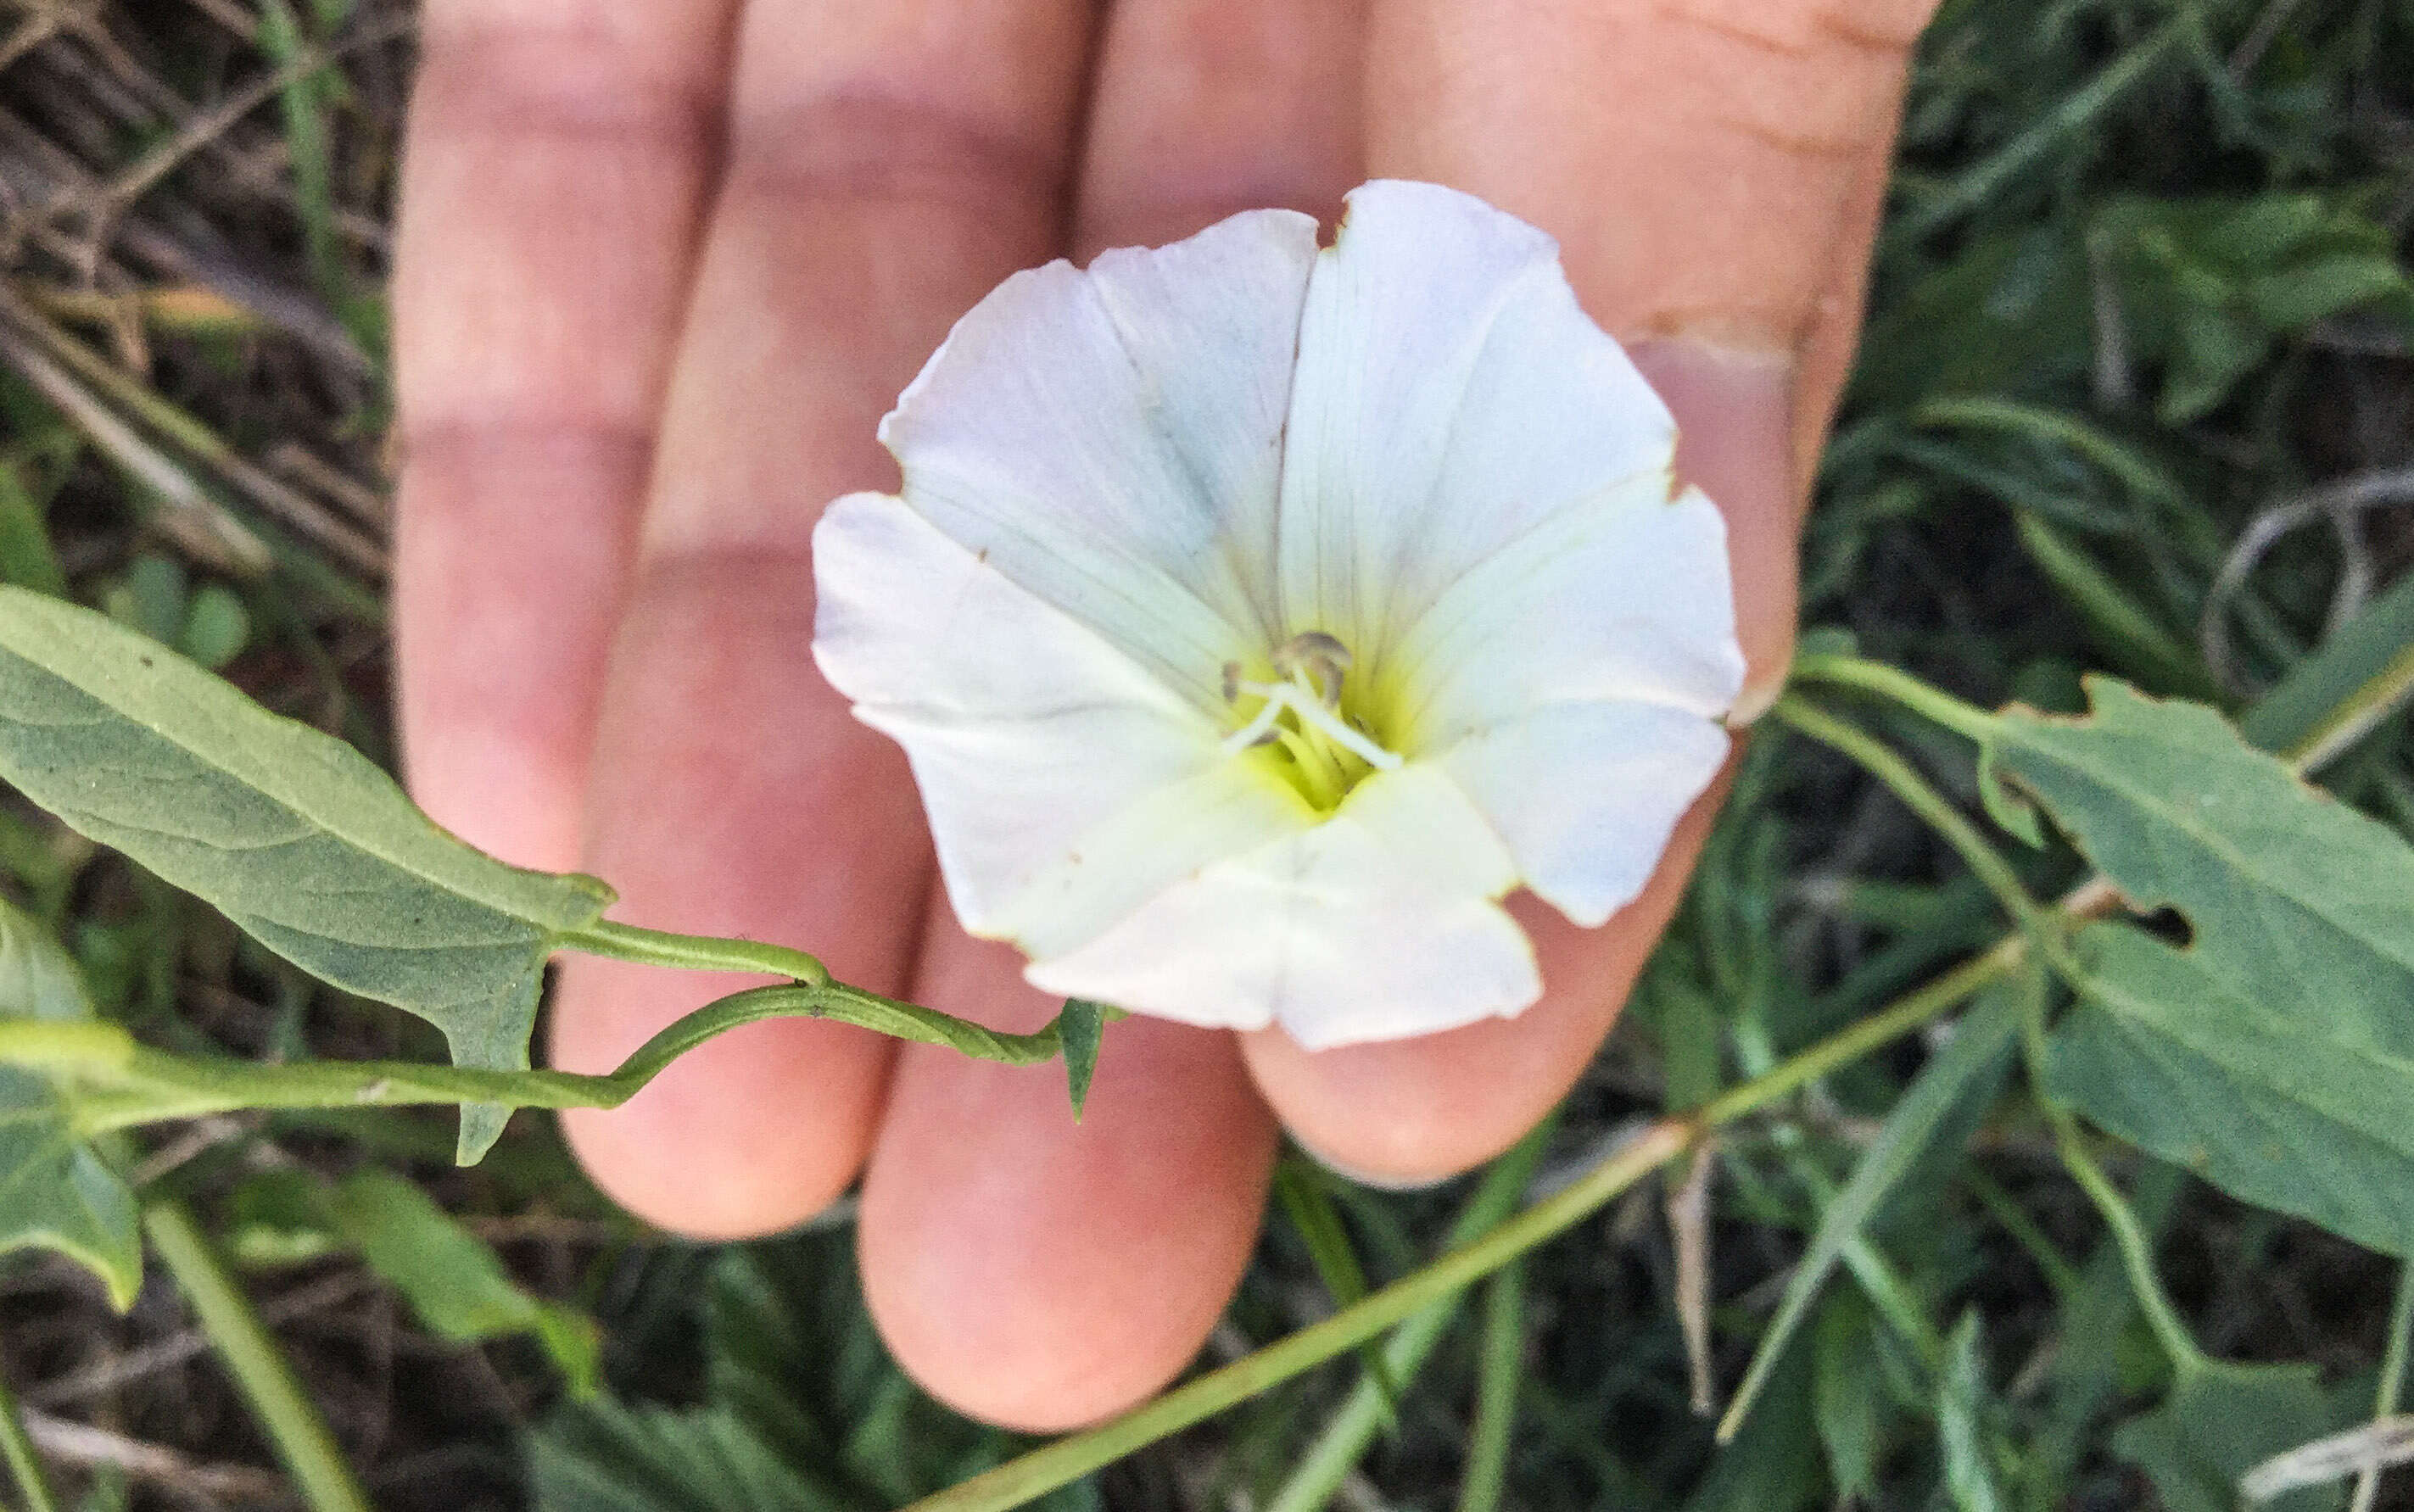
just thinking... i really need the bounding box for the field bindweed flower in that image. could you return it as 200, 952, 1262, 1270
813, 181, 1746, 1048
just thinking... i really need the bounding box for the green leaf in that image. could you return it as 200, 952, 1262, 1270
1998, 678, 2414, 1047
0, 891, 102, 1027
1992, 679, 2414, 1252
1057, 1000, 1109, 1119
176, 584, 249, 671
323, 1168, 601, 1396
2114, 1362, 2341, 1512
1719, 991, 2020, 1440
0, 1068, 140, 1308
1810, 1290, 1886, 1503
1975, 736, 2044, 847
0, 586, 614, 1162
2049, 923, 2414, 1255
2245, 254, 2407, 329
2239, 566, 2414, 760
0, 901, 139, 1307
0, 461, 64, 598
1682, 1320, 1822, 1512
1937, 1313, 2005, 1512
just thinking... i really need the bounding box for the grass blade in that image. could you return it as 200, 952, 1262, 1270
1717, 990, 2020, 1442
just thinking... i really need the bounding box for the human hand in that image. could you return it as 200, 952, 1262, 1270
392, 0, 1936, 1430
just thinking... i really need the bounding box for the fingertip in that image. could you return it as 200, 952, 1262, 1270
1244, 762, 1731, 1184
1627, 340, 1801, 721
860, 933, 1276, 1431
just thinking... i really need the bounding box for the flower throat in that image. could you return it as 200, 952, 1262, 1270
1220, 631, 1402, 812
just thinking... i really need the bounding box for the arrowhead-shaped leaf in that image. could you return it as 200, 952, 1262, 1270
0, 587, 614, 1160
1991, 678, 2414, 1252
0, 901, 140, 1307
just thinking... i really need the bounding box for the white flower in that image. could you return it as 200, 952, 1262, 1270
812, 180, 1746, 1049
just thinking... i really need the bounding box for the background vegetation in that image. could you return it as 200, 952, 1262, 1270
1, 0, 2411, 1508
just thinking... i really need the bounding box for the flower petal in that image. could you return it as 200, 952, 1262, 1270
815, 493, 1299, 940
1277, 180, 1676, 658
1024, 764, 1535, 1046
1439, 700, 1732, 929
1385, 484, 1746, 753
881, 208, 1321, 707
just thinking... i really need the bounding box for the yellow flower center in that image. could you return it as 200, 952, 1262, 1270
1221, 632, 1402, 812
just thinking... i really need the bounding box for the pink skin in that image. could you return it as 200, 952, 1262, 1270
394, 0, 1936, 1431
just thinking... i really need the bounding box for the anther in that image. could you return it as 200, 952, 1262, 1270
1273, 632, 1352, 710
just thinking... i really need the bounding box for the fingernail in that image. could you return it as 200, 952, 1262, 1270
1289, 1130, 1455, 1192
1627, 340, 1800, 727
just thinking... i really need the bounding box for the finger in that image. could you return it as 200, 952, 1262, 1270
1245, 0, 1935, 1182
393, 1, 735, 872
1249, 760, 1731, 1180
857, 0, 1364, 1431
862, 929, 1278, 1430
551, 0, 1097, 1239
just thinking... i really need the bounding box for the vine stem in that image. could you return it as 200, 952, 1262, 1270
0, 985, 1087, 1140
906, 941, 2042, 1512
1785, 651, 2003, 745
2042, 1107, 2210, 1378
559, 918, 830, 986
142, 1198, 372, 1512
1769, 695, 2078, 982
1263, 1117, 1558, 1512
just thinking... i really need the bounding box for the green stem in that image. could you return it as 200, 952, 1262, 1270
908, 945, 2018, 1512
142, 1198, 372, 1512
1455, 1261, 1525, 1512
1701, 942, 2021, 1129
1265, 1118, 1557, 1512
0, 1349, 57, 1512
1772, 695, 2076, 979
3, 982, 1083, 1138
2042, 1113, 2208, 1378
1784, 653, 2003, 745
559, 919, 830, 986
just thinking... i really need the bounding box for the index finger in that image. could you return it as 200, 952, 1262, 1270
392, 0, 735, 872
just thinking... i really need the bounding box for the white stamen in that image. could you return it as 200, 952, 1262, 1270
1218, 693, 1289, 756
1219, 678, 1402, 770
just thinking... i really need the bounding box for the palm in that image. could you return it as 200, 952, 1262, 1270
393, 0, 1931, 1428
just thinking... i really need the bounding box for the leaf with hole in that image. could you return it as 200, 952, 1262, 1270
0, 586, 615, 1161
1989, 678, 2414, 1252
